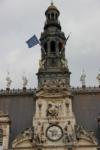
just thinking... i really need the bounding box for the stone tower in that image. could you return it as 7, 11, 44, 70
33, 3, 97, 150
33, 3, 76, 150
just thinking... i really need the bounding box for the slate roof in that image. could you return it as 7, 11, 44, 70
0, 89, 36, 147
72, 87, 100, 143
0, 87, 100, 147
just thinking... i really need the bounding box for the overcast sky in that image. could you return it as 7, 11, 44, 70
0, 0, 100, 89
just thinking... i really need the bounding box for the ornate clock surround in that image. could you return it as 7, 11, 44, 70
46, 124, 63, 142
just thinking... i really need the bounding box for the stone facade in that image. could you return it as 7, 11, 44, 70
11, 3, 98, 150
0, 111, 10, 150
0, 3, 99, 150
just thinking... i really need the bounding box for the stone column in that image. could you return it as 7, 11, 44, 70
0, 111, 11, 150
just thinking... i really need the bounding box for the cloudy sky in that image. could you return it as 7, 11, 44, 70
0, 0, 100, 89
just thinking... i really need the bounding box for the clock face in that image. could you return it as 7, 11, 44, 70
46, 125, 63, 141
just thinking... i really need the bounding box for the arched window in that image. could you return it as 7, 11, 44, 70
51, 12, 54, 20
0, 129, 3, 146
50, 41, 56, 53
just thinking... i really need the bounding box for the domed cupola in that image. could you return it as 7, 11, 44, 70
38, 3, 70, 89
44, 2, 61, 30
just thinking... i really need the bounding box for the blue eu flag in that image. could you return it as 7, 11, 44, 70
26, 35, 39, 48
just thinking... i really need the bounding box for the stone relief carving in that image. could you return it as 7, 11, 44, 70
39, 59, 46, 69
61, 58, 68, 68
34, 122, 46, 145
42, 79, 67, 90
38, 103, 42, 117
64, 133, 74, 143
46, 103, 61, 119
12, 127, 34, 148
63, 124, 75, 144
75, 125, 97, 144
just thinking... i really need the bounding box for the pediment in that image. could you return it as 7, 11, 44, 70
12, 138, 33, 148
75, 125, 97, 145
78, 134, 97, 145
12, 128, 34, 148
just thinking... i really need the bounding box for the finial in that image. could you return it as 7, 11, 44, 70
22, 73, 28, 90
96, 69, 100, 87
80, 69, 86, 88
51, 0, 54, 5
6, 72, 12, 90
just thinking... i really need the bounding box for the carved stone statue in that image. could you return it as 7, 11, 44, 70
46, 103, 60, 119
6, 73, 12, 89
80, 70, 86, 87
34, 123, 45, 145
39, 59, 46, 69
64, 133, 74, 143
61, 58, 68, 68
64, 123, 75, 144
22, 76, 28, 88
58, 79, 67, 89
96, 70, 100, 86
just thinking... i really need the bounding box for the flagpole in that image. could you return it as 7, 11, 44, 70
66, 32, 71, 42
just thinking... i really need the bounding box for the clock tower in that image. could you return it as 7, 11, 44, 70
32, 3, 97, 150
33, 3, 76, 150
12, 2, 97, 150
